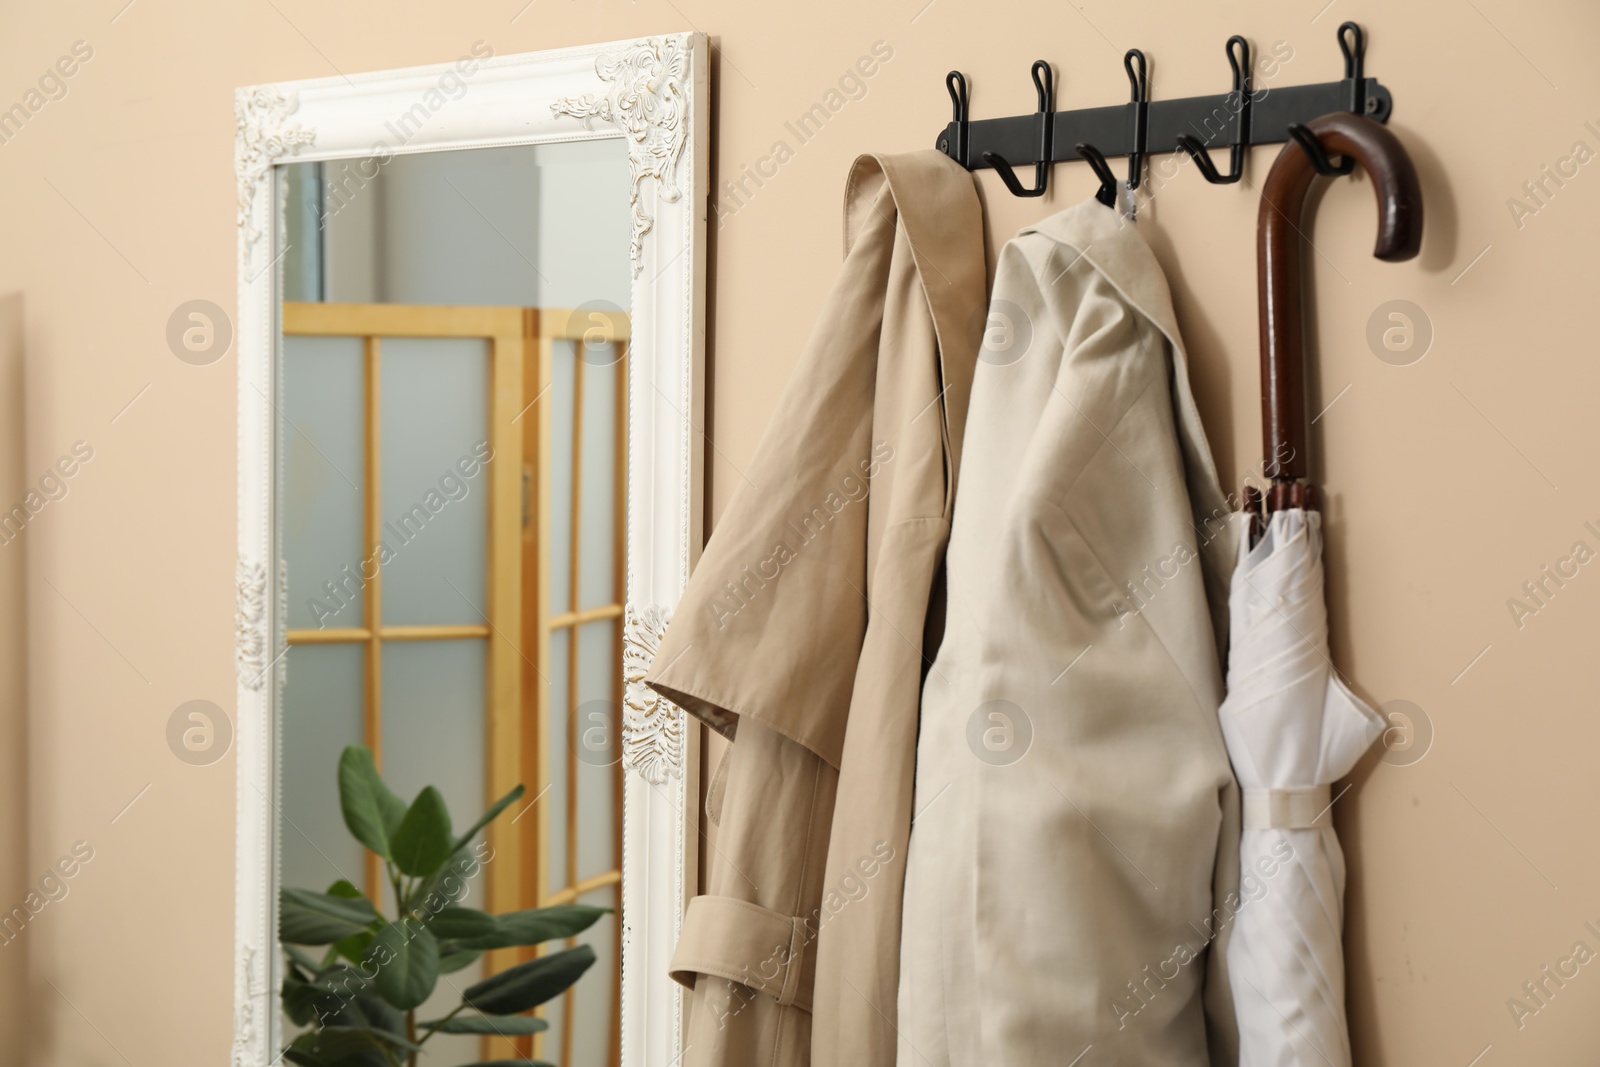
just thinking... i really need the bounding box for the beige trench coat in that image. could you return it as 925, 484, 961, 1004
897, 200, 1242, 1066
646, 151, 986, 1067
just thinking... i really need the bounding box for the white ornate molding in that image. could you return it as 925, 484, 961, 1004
234, 558, 269, 691
552, 36, 689, 278
623, 602, 686, 784
231, 943, 260, 1067
277, 563, 289, 686
234, 87, 314, 248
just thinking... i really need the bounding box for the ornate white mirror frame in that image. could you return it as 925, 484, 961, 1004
232, 33, 706, 1067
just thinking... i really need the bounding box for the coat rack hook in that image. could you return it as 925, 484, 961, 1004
982, 61, 1055, 198
1338, 21, 1369, 115
943, 71, 970, 167
1123, 49, 1149, 190
1288, 123, 1355, 176
1075, 142, 1119, 208
1175, 34, 1252, 185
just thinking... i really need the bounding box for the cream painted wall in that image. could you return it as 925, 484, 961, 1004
0, 1, 1596, 1064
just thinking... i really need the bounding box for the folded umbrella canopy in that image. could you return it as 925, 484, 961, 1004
1219, 507, 1384, 1065
1225, 110, 1422, 1066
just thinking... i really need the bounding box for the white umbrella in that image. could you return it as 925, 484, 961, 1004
1224, 99, 1422, 1065
1218, 507, 1385, 1067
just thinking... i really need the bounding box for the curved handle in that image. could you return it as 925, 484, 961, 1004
1257, 111, 1423, 498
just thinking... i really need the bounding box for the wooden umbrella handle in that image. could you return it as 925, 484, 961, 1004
1257, 111, 1423, 512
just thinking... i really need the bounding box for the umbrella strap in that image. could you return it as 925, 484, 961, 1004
1241, 785, 1332, 829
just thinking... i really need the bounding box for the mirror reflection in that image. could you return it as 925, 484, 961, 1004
275, 140, 631, 1066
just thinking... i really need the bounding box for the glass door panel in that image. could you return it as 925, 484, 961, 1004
379, 336, 490, 626
283, 335, 365, 630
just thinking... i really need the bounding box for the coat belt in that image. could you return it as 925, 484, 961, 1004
1240, 785, 1332, 829
667, 894, 815, 1011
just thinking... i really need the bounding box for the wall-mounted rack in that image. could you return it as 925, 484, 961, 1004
935, 22, 1394, 200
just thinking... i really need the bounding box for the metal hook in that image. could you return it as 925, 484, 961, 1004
1287, 123, 1355, 176
944, 71, 970, 167
982, 61, 1055, 198
1075, 142, 1119, 208
1175, 35, 1251, 185
1123, 49, 1149, 190
1338, 21, 1367, 115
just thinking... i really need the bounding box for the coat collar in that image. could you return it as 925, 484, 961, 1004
1017, 197, 1239, 659
845, 152, 987, 498
1017, 199, 1186, 360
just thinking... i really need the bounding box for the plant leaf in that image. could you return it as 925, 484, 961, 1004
367, 917, 440, 1011
303, 966, 403, 1037
450, 783, 525, 854
407, 846, 480, 915
280, 888, 378, 945
281, 967, 320, 1027
284, 943, 322, 975
294, 1024, 421, 1055
391, 786, 455, 877
462, 944, 596, 1015
332, 928, 375, 966
428, 906, 498, 941
281, 1037, 335, 1067
439, 947, 482, 975
338, 746, 407, 861
423, 1013, 549, 1035
324, 877, 375, 962
480, 908, 604, 947
444, 902, 611, 953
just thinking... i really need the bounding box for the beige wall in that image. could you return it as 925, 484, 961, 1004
1, 0, 1597, 1063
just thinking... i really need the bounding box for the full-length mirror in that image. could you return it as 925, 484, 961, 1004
234, 37, 706, 1067
278, 140, 629, 1065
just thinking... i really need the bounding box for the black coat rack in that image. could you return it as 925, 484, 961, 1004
936, 22, 1393, 200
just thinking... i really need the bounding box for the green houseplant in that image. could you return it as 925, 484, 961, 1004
279, 745, 605, 1067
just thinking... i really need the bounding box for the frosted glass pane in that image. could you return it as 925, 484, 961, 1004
530, 139, 632, 309
319, 141, 631, 310
279, 644, 365, 894
378, 148, 543, 307
564, 883, 619, 1067
542, 989, 565, 1067
548, 342, 576, 616
577, 354, 618, 610
380, 337, 489, 625
575, 620, 619, 884
281, 162, 324, 303
283, 335, 364, 629
379, 639, 487, 909
545, 626, 570, 894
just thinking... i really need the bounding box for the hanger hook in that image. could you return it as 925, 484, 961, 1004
1030, 59, 1052, 113
1288, 123, 1355, 176
1175, 34, 1252, 185
1122, 49, 1149, 190
1123, 48, 1148, 102
1225, 33, 1248, 91
1075, 142, 1118, 208
982, 60, 1055, 198
944, 71, 970, 166
1338, 21, 1367, 114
